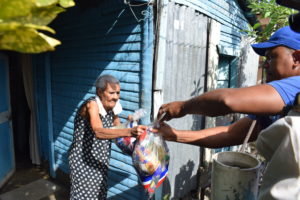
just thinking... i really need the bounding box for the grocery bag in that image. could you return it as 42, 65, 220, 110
132, 125, 170, 198
114, 109, 170, 198
114, 109, 146, 154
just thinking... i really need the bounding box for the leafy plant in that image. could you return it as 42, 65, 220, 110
0, 0, 75, 53
245, 0, 296, 42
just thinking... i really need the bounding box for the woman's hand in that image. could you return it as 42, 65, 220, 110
130, 125, 147, 137
127, 115, 133, 122
156, 122, 177, 141
157, 101, 186, 122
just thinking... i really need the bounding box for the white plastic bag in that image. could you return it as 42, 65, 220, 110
132, 124, 170, 198
114, 109, 146, 154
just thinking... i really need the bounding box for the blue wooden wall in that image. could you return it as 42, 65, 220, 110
0, 55, 15, 186
34, 1, 154, 199
33, 54, 50, 161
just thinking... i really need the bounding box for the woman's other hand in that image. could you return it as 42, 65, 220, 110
131, 125, 147, 136
127, 115, 133, 122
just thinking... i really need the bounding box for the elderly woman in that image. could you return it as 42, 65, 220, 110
68, 75, 147, 200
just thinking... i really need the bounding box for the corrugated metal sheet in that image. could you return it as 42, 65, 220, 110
154, 2, 208, 198
173, 0, 250, 56
34, 1, 154, 199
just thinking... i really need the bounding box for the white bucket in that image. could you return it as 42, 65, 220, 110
211, 151, 261, 200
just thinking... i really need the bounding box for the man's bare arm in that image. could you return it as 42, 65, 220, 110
158, 117, 261, 148
159, 84, 285, 121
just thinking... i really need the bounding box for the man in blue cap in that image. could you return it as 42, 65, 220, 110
155, 25, 300, 148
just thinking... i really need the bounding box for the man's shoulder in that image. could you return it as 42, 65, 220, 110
283, 75, 300, 81
269, 76, 300, 86
267, 76, 300, 106
280, 75, 300, 81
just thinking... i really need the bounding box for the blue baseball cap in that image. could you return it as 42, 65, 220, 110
251, 26, 300, 56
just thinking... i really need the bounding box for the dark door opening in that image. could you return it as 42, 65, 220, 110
7, 52, 31, 168
0, 53, 55, 196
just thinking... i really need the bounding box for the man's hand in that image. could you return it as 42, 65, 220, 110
155, 122, 177, 141
157, 101, 186, 122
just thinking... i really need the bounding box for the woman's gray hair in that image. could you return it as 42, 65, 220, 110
95, 74, 120, 92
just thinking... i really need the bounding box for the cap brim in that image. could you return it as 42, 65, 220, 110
251, 42, 279, 56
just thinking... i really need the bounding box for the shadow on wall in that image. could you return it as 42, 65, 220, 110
174, 160, 196, 198
163, 160, 197, 199
190, 79, 204, 131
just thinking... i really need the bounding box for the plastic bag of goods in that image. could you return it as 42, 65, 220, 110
132, 126, 170, 198
114, 109, 146, 155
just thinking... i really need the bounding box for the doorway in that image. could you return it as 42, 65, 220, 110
0, 52, 47, 195
7, 52, 31, 168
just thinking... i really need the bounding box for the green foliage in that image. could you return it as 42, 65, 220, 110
0, 0, 75, 53
246, 0, 296, 42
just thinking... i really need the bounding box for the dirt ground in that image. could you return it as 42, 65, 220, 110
0, 159, 70, 200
